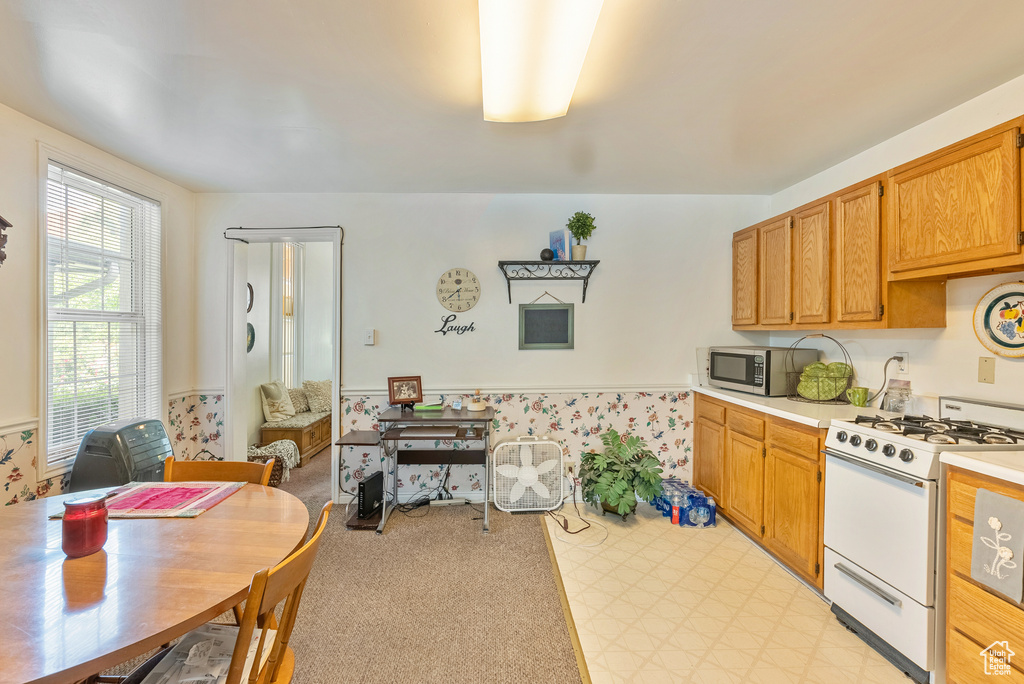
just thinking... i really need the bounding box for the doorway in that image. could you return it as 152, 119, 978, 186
224, 227, 342, 503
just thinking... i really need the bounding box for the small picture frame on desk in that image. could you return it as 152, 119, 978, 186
452, 398, 463, 410
388, 376, 423, 406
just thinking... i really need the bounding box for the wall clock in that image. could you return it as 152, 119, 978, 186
436, 268, 481, 312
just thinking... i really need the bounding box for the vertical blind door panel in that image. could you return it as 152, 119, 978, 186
45, 162, 161, 467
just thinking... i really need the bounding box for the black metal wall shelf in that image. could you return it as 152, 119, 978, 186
497, 260, 600, 303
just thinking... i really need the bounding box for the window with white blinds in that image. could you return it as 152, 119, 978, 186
44, 161, 162, 469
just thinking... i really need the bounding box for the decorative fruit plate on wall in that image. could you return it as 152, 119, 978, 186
974, 282, 1024, 357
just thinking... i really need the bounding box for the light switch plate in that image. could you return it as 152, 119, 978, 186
363, 328, 375, 346
979, 357, 995, 384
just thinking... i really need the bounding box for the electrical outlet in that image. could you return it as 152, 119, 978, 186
895, 352, 909, 374
564, 462, 575, 477
979, 357, 996, 384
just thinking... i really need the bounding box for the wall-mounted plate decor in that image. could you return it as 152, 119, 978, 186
246, 282, 254, 313
246, 323, 255, 353
974, 282, 1024, 357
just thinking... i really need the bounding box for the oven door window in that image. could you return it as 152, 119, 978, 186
710, 352, 756, 385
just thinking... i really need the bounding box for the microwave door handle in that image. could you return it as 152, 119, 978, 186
823, 448, 926, 487
833, 563, 902, 607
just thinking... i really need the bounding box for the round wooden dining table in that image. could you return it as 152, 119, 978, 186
0, 484, 310, 684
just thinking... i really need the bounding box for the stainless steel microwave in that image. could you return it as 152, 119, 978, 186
706, 346, 819, 396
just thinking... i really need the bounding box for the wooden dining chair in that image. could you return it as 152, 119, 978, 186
105, 501, 333, 684
163, 456, 275, 486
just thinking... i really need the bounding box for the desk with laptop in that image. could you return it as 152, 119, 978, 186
336, 405, 495, 534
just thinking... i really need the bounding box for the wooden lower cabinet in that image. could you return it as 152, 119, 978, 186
947, 467, 1024, 682
726, 430, 764, 536
764, 440, 821, 584
694, 417, 726, 509
692, 393, 825, 590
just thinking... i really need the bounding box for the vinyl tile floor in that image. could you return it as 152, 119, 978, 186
544, 503, 912, 684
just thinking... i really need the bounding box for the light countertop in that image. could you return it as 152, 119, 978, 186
940, 451, 1024, 487
692, 385, 882, 428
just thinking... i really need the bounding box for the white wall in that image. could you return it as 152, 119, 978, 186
194, 193, 768, 392
0, 102, 196, 431
301, 244, 334, 383
766, 73, 1024, 408
245, 243, 272, 444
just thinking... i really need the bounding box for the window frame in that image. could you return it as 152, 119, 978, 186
37, 145, 167, 481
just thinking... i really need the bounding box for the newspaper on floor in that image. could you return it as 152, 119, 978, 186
140, 623, 278, 684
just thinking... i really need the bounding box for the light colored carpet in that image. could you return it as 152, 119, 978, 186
277, 449, 583, 683
102, 449, 582, 683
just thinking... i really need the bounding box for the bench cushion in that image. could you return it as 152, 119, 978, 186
261, 410, 330, 430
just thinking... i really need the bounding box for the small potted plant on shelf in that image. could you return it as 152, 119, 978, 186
579, 428, 664, 521
565, 211, 596, 261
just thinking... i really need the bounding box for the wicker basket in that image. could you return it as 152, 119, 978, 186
247, 444, 286, 488
785, 334, 854, 405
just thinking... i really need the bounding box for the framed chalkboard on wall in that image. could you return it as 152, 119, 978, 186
519, 303, 574, 350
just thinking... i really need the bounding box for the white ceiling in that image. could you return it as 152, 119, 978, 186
2, 0, 1024, 195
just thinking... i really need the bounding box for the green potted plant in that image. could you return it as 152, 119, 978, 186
565, 211, 596, 261
579, 428, 664, 520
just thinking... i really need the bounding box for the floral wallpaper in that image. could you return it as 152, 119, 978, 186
2, 425, 69, 505
338, 391, 693, 498
167, 393, 225, 461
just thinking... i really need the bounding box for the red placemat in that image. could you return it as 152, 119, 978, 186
103, 481, 246, 518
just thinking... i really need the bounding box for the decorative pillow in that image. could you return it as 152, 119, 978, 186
260, 380, 296, 422
302, 379, 332, 413
288, 387, 309, 413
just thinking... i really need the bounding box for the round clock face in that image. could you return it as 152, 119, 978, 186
436, 268, 481, 312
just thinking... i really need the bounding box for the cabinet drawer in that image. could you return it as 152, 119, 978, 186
948, 573, 1024, 665
696, 395, 726, 424
948, 468, 1024, 522
768, 418, 820, 459
948, 627, 1024, 683
727, 408, 765, 440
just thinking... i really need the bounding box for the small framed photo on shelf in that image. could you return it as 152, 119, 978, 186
388, 376, 423, 405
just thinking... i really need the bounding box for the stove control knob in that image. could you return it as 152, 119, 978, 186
836, 431, 848, 443
882, 444, 896, 457
849, 435, 862, 447
865, 438, 878, 452
899, 448, 915, 463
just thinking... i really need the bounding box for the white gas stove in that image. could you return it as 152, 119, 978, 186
823, 397, 1024, 683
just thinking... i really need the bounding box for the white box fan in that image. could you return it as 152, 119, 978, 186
492, 435, 563, 512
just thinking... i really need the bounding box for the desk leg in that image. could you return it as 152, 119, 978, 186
377, 438, 396, 535
482, 425, 490, 534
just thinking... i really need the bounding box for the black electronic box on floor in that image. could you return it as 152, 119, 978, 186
358, 471, 383, 519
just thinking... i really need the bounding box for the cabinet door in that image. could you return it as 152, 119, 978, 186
694, 418, 725, 507
834, 181, 881, 322
792, 201, 830, 324
889, 127, 1021, 275
726, 431, 763, 536
732, 227, 758, 325
758, 217, 792, 325
764, 446, 820, 583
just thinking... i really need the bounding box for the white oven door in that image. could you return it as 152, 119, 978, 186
824, 450, 937, 606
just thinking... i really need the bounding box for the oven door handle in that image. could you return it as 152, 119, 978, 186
833, 562, 903, 608
823, 448, 926, 487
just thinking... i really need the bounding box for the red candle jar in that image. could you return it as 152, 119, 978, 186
62, 495, 108, 558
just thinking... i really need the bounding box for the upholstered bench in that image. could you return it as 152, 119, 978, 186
259, 410, 331, 467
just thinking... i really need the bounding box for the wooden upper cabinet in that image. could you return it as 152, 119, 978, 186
758, 217, 792, 325
834, 181, 882, 322
792, 201, 830, 324
732, 227, 758, 325
889, 124, 1022, 278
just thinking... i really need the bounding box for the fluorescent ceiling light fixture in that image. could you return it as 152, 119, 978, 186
479, 0, 604, 122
